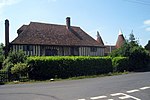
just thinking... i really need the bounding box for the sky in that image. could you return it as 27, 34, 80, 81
0, 0, 150, 46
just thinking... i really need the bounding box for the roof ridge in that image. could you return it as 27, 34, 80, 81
12, 21, 101, 47
30, 21, 80, 28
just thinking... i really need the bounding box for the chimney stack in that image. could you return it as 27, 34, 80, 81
5, 19, 9, 57
66, 17, 71, 29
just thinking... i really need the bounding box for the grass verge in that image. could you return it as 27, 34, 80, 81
1, 71, 129, 85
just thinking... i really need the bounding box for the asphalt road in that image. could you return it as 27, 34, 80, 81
0, 72, 150, 100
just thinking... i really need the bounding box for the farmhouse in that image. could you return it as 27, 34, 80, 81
5, 17, 105, 56
4, 17, 125, 57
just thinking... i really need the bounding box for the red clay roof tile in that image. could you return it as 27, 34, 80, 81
11, 22, 103, 47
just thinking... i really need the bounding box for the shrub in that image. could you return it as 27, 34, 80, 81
128, 46, 150, 71
6, 50, 27, 64
11, 63, 28, 75
27, 56, 113, 80
112, 57, 129, 72
2, 50, 27, 72
110, 35, 150, 71
2, 61, 14, 72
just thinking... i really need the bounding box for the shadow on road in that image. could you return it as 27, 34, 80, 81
0, 92, 63, 100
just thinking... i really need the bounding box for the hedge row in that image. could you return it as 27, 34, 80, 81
10, 56, 131, 80
112, 57, 129, 72
27, 56, 113, 80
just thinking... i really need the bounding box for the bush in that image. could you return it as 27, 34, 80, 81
110, 36, 150, 71
6, 50, 27, 64
2, 50, 27, 72
11, 63, 28, 75
129, 46, 150, 71
112, 57, 129, 72
27, 56, 113, 80
2, 61, 14, 72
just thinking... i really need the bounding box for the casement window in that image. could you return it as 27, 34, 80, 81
70, 47, 79, 56
23, 45, 33, 51
90, 47, 97, 52
45, 49, 58, 56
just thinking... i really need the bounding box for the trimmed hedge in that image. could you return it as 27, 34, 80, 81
112, 57, 129, 72
27, 56, 113, 80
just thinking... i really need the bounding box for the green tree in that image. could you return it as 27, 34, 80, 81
129, 32, 135, 42
129, 45, 150, 71
2, 50, 27, 71
110, 33, 150, 71
7, 50, 27, 64
145, 40, 150, 53
129, 32, 139, 46
0, 43, 4, 69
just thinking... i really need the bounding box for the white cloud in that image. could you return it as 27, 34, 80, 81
145, 27, 150, 31
143, 19, 150, 32
48, 0, 57, 2
0, 0, 21, 7
144, 20, 150, 25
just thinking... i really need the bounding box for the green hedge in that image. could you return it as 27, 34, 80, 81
27, 56, 113, 80
112, 57, 129, 72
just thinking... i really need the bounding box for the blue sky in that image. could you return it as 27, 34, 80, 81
0, 0, 150, 46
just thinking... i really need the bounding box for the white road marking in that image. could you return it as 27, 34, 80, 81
90, 95, 107, 99
111, 93, 123, 96
119, 94, 141, 100
78, 86, 150, 100
140, 86, 150, 90
126, 89, 139, 93
111, 93, 141, 100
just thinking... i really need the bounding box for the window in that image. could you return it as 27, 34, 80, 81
45, 49, 58, 56
28, 45, 33, 51
90, 47, 97, 52
23, 45, 33, 51
70, 47, 79, 56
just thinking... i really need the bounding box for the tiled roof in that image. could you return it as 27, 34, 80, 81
96, 31, 104, 46
11, 22, 103, 47
116, 34, 125, 48
17, 25, 28, 35
116, 30, 125, 48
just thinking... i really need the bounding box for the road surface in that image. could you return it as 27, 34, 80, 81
0, 72, 150, 100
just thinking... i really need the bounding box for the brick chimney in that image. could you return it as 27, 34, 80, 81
5, 19, 10, 57
66, 17, 71, 29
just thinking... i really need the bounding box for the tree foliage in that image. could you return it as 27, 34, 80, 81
112, 57, 129, 72
0, 43, 4, 69
0, 43, 4, 62
2, 50, 27, 71
145, 40, 150, 52
110, 33, 150, 71
129, 33, 135, 42
11, 63, 28, 75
